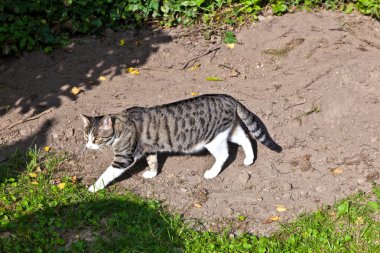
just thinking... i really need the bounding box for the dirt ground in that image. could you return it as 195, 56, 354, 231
1, 10, 379, 235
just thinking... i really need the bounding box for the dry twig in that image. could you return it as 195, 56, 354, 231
182, 46, 221, 69
4, 109, 51, 130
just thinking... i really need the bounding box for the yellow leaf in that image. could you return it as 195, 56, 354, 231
187, 64, 201, 71
126, 67, 140, 75
70, 87, 82, 95
43, 146, 50, 152
331, 167, 343, 175
206, 77, 223, 81
276, 205, 287, 212
29, 172, 38, 178
57, 183, 66, 190
226, 43, 235, 49
194, 203, 202, 208
98, 76, 106, 81
269, 216, 281, 221
31, 181, 38, 185
191, 92, 200, 96
263, 216, 281, 224
119, 39, 125, 46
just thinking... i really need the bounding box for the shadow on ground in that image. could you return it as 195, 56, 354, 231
0, 29, 172, 180
0, 198, 183, 252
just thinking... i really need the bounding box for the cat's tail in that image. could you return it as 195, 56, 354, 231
236, 101, 282, 153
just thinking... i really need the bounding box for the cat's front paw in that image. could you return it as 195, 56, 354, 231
88, 184, 101, 192
142, 170, 158, 179
203, 169, 219, 179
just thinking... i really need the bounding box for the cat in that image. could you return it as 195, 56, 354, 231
81, 94, 282, 192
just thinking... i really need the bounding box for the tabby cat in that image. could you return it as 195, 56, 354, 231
81, 94, 282, 192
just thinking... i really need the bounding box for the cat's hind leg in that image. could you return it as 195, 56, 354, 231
142, 154, 158, 179
204, 129, 230, 179
229, 124, 254, 166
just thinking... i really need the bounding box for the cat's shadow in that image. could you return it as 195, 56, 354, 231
114, 138, 258, 184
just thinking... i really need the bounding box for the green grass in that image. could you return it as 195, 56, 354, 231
1, 147, 379, 252
1, 0, 379, 55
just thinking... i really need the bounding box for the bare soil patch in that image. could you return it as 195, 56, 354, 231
1, 11, 379, 235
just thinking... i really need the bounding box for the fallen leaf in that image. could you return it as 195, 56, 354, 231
194, 203, 202, 208
31, 181, 38, 185
71, 176, 77, 183
35, 166, 42, 173
206, 77, 223, 81
187, 64, 201, 71
43, 146, 50, 152
331, 167, 343, 175
230, 68, 240, 77
276, 205, 287, 212
119, 39, 125, 46
134, 40, 142, 47
29, 172, 37, 178
238, 215, 246, 221
98, 76, 106, 81
226, 43, 235, 49
70, 87, 82, 95
57, 183, 66, 190
263, 215, 281, 224
269, 216, 281, 221
190, 92, 200, 96
126, 67, 140, 75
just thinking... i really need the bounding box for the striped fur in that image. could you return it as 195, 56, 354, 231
82, 94, 282, 192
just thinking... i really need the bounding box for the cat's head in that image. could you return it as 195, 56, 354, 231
80, 114, 115, 150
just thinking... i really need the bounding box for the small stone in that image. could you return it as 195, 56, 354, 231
65, 128, 75, 137
180, 188, 188, 193
283, 183, 293, 191
104, 28, 114, 37
0, 231, 11, 239
224, 207, 234, 216
370, 137, 377, 143
52, 132, 59, 139
237, 172, 250, 184
315, 185, 326, 193
357, 178, 365, 184
258, 15, 265, 22
20, 128, 30, 136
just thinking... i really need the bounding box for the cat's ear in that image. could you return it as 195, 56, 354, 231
99, 115, 113, 131
80, 114, 91, 128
